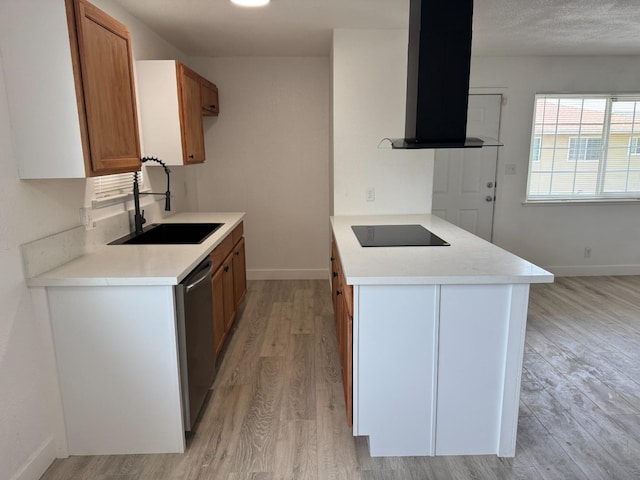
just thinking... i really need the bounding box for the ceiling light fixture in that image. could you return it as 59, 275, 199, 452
230, 0, 270, 7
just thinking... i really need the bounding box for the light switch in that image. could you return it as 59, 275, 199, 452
366, 187, 375, 202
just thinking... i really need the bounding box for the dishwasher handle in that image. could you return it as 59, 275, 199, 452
184, 260, 213, 293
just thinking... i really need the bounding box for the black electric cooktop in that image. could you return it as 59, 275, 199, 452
351, 224, 450, 247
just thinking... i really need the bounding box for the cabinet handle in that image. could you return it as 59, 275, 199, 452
235, 251, 240, 256
336, 290, 342, 296
224, 266, 229, 273
210, 105, 216, 109
189, 154, 194, 159
330, 256, 335, 261
332, 271, 338, 278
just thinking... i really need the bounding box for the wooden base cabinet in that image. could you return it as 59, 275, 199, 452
222, 255, 236, 332
212, 266, 226, 356
232, 238, 247, 308
211, 222, 247, 357
177, 64, 206, 164
331, 239, 353, 426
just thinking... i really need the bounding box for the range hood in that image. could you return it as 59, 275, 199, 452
391, 0, 500, 149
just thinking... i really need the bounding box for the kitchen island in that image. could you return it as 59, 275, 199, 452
331, 214, 553, 457
29, 212, 245, 456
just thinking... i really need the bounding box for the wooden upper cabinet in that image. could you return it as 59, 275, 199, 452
136, 60, 218, 166
177, 64, 206, 164
0, 0, 140, 178
72, 0, 141, 175
200, 79, 220, 116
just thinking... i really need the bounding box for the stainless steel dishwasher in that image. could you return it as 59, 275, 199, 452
176, 258, 215, 431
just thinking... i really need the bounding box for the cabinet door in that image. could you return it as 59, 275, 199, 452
177, 64, 206, 164
331, 242, 353, 427
201, 80, 219, 116
222, 255, 236, 332
212, 264, 226, 356
232, 238, 247, 309
343, 303, 353, 427
331, 242, 339, 315
73, 0, 141, 175
336, 290, 352, 427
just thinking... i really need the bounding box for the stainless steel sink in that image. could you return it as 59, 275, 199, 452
109, 223, 224, 245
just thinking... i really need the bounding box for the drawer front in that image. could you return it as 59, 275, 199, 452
332, 239, 353, 317
232, 222, 244, 245
211, 234, 234, 270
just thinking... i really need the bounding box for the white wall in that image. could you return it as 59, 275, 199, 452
470, 56, 640, 275
0, 62, 68, 477
189, 56, 331, 280
332, 29, 434, 216
0, 1, 191, 478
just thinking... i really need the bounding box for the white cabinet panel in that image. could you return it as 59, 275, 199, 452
48, 285, 185, 455
436, 284, 512, 455
356, 284, 439, 456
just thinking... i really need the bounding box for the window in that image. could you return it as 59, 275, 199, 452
527, 94, 640, 201
567, 137, 602, 162
92, 171, 144, 208
531, 137, 541, 162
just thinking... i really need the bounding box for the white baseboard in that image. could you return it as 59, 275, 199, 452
545, 264, 640, 277
247, 268, 329, 280
10, 436, 57, 480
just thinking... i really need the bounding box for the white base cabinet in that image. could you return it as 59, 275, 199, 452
353, 283, 530, 457
356, 285, 439, 456
47, 285, 185, 455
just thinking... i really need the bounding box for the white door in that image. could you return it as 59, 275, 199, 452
432, 95, 502, 242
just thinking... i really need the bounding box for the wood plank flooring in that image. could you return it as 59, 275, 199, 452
40, 277, 640, 479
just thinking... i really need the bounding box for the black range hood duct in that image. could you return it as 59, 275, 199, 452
391, 0, 497, 149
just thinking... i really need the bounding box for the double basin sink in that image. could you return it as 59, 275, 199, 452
109, 223, 224, 245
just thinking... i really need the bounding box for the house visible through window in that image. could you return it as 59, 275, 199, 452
526, 94, 640, 201
567, 137, 602, 162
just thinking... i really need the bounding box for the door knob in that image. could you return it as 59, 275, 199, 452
486, 181, 494, 188
485, 196, 494, 202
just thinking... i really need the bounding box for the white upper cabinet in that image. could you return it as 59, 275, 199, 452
0, 0, 141, 178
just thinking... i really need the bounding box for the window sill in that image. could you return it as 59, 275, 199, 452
523, 198, 640, 206
92, 188, 151, 209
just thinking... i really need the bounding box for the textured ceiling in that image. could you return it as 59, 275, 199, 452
112, 0, 640, 57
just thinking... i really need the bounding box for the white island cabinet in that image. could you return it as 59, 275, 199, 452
331, 214, 553, 457
29, 212, 245, 456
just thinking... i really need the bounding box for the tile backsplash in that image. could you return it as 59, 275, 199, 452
21, 200, 172, 279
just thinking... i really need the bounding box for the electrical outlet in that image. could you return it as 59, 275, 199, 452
80, 207, 95, 230
505, 164, 517, 175
366, 186, 375, 202
584, 247, 592, 258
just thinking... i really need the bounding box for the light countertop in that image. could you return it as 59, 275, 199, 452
331, 214, 553, 285
28, 212, 245, 287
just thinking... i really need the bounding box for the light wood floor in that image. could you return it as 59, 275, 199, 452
40, 277, 640, 479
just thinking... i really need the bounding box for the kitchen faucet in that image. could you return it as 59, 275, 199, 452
133, 157, 171, 234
